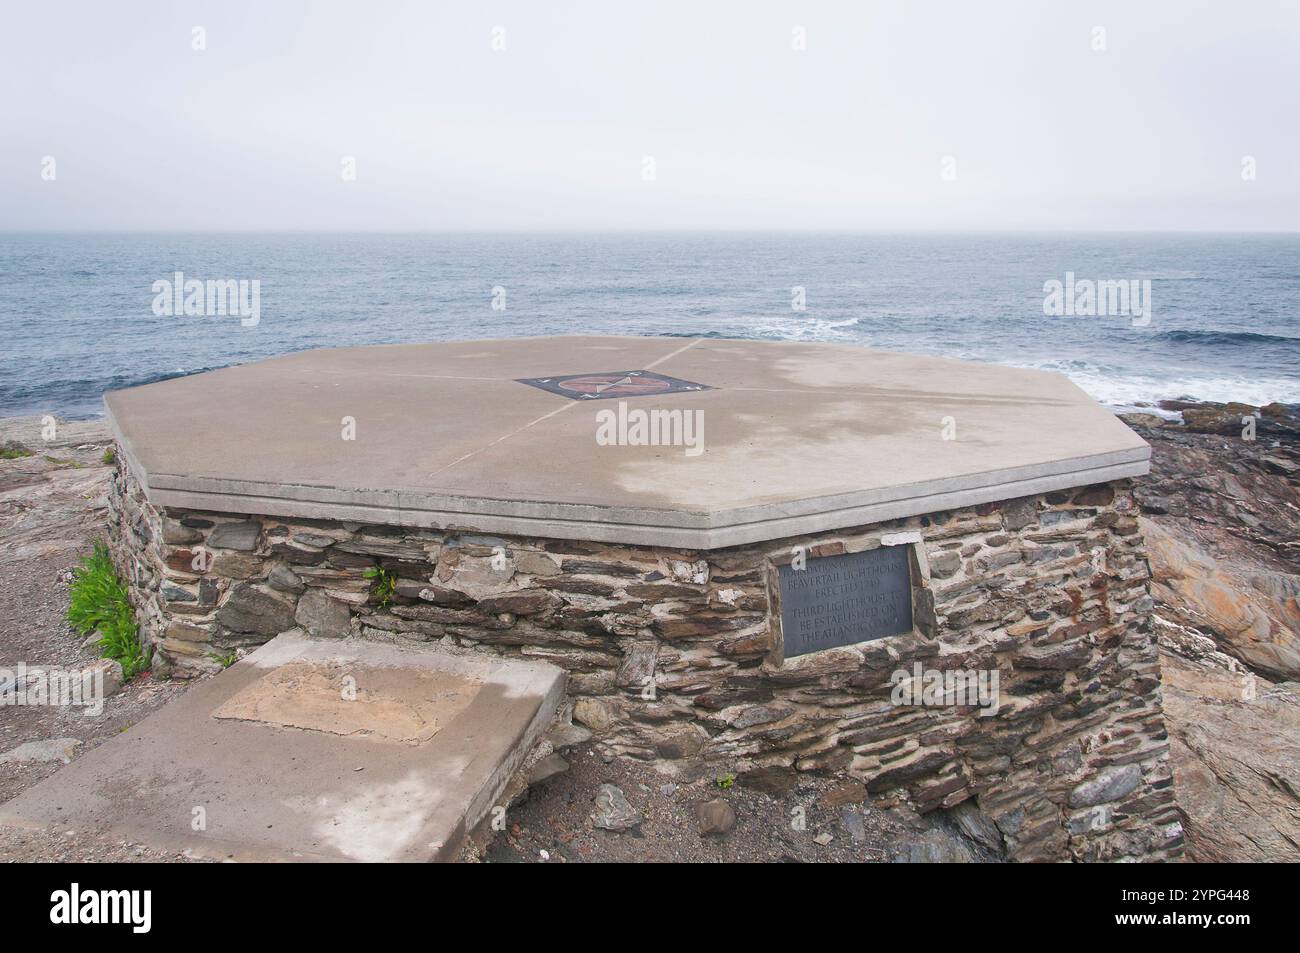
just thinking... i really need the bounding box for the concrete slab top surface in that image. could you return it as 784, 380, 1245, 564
0, 632, 565, 862
105, 335, 1149, 548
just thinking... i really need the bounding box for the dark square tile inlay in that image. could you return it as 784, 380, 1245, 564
515, 370, 712, 401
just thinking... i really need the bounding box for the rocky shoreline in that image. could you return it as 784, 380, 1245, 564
1, 402, 1297, 862
1119, 401, 1300, 862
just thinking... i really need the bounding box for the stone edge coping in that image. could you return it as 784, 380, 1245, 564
109, 407, 1149, 548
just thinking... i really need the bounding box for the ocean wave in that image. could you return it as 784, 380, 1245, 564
658, 330, 736, 340
0, 364, 226, 413
1152, 329, 1300, 346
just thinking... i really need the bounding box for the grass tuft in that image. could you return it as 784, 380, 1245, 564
67, 541, 150, 679
365, 565, 398, 608
209, 650, 237, 669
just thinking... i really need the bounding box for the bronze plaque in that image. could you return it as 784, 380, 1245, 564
777, 546, 913, 658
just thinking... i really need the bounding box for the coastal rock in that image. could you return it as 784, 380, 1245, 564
889, 833, 974, 863
573, 697, 621, 732
0, 738, 81, 765
1260, 455, 1299, 477
948, 800, 1004, 854
1118, 412, 1168, 429
1128, 417, 1300, 564
545, 723, 592, 752
819, 780, 867, 808
1179, 406, 1255, 437
1260, 402, 1300, 419
1143, 518, 1300, 680
647, 723, 707, 759
591, 784, 639, 831
84, 658, 124, 699
526, 753, 569, 785
696, 798, 736, 835
1069, 764, 1141, 807
1259, 402, 1300, 437
1163, 649, 1300, 862
737, 766, 798, 795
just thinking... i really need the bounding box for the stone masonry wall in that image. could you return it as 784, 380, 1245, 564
107, 458, 1181, 862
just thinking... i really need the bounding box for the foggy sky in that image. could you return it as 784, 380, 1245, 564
2, 0, 1296, 231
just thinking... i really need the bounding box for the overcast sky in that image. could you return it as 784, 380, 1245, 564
2, 0, 1296, 231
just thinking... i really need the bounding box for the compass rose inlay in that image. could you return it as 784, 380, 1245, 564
515, 370, 712, 401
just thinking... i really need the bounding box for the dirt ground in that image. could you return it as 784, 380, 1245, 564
473, 745, 995, 863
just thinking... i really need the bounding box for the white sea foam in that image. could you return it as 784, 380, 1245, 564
1014, 361, 1300, 412
750, 316, 862, 341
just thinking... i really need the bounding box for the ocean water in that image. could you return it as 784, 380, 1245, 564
1, 232, 1297, 419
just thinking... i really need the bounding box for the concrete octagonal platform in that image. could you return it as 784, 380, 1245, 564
105, 335, 1149, 548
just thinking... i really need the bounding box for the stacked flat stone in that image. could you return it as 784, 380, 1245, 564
108, 460, 1180, 862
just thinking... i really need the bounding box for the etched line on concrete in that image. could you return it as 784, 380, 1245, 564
644, 337, 703, 369
429, 401, 578, 478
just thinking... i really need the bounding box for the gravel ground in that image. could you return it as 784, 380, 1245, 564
474, 744, 994, 863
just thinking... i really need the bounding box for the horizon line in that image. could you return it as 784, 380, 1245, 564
2, 228, 1298, 237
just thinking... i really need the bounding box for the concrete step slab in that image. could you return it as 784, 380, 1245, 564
0, 631, 565, 862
